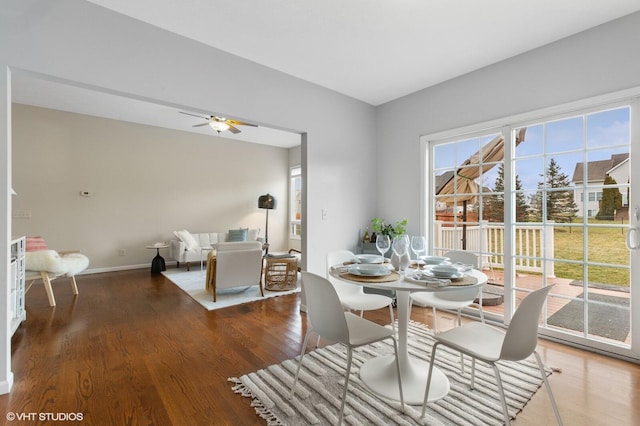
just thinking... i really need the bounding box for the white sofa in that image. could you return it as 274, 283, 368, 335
169, 228, 261, 270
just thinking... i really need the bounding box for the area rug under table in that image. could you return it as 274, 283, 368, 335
162, 269, 300, 311
229, 321, 553, 425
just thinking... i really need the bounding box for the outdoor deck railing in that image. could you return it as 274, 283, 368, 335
434, 221, 555, 276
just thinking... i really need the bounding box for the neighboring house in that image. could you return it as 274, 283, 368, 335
571, 153, 629, 219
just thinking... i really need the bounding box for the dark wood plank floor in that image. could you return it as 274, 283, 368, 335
0, 269, 637, 425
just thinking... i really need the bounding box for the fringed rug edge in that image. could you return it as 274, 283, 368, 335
228, 377, 284, 426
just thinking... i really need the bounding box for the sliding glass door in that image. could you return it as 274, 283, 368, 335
426, 99, 637, 359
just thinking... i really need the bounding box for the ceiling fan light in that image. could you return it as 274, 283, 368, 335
209, 121, 230, 133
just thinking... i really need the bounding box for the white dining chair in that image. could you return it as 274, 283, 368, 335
410, 250, 484, 331
326, 250, 395, 334
421, 285, 562, 426
290, 272, 405, 425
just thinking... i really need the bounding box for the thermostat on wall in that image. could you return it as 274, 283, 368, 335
80, 191, 93, 197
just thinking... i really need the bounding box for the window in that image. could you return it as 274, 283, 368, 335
424, 98, 635, 360
290, 166, 302, 238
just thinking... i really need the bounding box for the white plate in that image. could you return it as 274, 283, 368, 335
355, 254, 385, 264
423, 270, 465, 279
431, 265, 460, 275
348, 264, 391, 277
420, 256, 450, 265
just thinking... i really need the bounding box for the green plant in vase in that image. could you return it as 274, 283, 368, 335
371, 217, 408, 239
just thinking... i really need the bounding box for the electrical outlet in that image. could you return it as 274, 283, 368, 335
119, 249, 126, 256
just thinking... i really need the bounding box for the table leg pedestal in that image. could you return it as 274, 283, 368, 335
151, 248, 166, 273
358, 288, 450, 405
359, 354, 449, 405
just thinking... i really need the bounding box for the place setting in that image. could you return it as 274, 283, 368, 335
406, 260, 478, 287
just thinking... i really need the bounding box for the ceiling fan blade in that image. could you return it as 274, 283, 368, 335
227, 119, 258, 128
180, 111, 210, 119
227, 125, 241, 134
192, 122, 210, 127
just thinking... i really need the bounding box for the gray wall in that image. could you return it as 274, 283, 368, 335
12, 104, 294, 271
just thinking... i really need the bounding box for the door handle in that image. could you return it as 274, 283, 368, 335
627, 227, 640, 250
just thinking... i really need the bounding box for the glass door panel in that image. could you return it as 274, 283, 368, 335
428, 103, 633, 357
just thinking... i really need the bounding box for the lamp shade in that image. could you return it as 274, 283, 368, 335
258, 193, 277, 209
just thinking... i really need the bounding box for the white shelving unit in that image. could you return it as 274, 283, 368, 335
10, 237, 26, 335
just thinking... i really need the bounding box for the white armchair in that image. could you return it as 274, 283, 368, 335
169, 228, 261, 271
25, 249, 89, 306
212, 241, 264, 302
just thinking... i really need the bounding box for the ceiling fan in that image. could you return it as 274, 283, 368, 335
179, 111, 258, 134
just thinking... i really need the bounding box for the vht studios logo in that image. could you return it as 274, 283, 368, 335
6, 412, 84, 422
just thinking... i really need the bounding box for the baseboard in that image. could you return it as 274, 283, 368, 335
0, 372, 14, 395
76, 260, 180, 275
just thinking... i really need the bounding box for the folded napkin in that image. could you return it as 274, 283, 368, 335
410, 271, 450, 288
452, 262, 473, 272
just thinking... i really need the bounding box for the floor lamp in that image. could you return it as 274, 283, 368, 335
258, 193, 277, 255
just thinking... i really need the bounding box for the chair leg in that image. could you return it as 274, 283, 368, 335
338, 346, 353, 425
492, 363, 511, 426
421, 341, 440, 418
456, 309, 464, 373
534, 351, 563, 425
432, 306, 438, 331
69, 276, 79, 295
470, 358, 476, 389
41, 272, 56, 307
388, 304, 396, 335
290, 330, 314, 399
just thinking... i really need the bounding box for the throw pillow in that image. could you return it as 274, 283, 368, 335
228, 228, 248, 242
247, 228, 260, 241
26, 236, 48, 252
173, 230, 199, 252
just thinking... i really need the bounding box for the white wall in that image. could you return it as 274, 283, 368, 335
376, 12, 640, 237
12, 104, 293, 271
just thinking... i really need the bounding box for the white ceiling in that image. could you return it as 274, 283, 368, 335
12, 73, 302, 148
12, 1, 640, 147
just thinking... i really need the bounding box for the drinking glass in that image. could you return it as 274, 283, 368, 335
392, 234, 410, 273
411, 235, 426, 260
375, 234, 390, 264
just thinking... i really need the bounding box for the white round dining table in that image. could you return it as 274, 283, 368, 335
329, 264, 487, 405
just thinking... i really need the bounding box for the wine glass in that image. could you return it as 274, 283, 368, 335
392, 234, 410, 273
410, 235, 426, 261
375, 234, 390, 264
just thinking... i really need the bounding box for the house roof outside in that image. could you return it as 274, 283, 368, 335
571, 153, 629, 184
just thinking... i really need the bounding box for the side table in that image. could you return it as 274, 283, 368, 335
146, 243, 169, 273
264, 256, 298, 291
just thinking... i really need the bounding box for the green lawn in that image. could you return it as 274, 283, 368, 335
553, 219, 629, 287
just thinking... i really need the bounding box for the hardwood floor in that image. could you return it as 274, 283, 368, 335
1, 269, 637, 425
